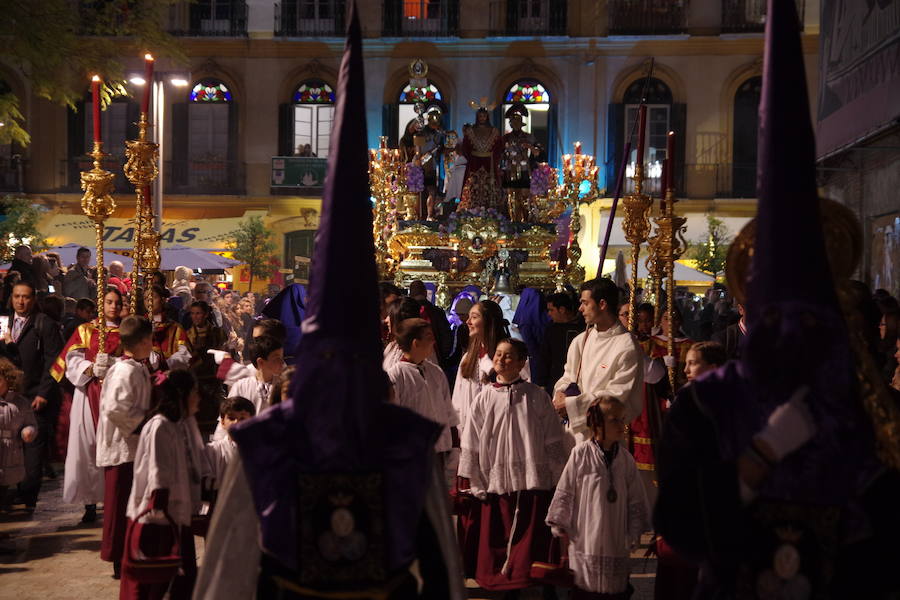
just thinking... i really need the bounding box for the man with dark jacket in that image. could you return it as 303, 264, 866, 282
409, 280, 453, 371
711, 302, 746, 360
2, 281, 64, 511
534, 292, 585, 396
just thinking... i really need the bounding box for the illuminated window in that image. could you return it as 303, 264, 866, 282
293, 80, 335, 157
190, 80, 232, 102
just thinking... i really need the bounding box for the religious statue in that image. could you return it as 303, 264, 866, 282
417, 111, 444, 220
501, 103, 536, 221
442, 128, 467, 210
458, 99, 503, 212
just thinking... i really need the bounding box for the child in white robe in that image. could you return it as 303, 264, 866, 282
205, 396, 255, 488
386, 318, 458, 457
458, 338, 565, 593
546, 397, 649, 599
96, 315, 153, 576
0, 358, 36, 508
121, 369, 208, 600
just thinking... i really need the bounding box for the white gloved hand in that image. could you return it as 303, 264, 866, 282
94, 353, 111, 379
754, 386, 815, 461
663, 355, 676, 368
207, 349, 229, 365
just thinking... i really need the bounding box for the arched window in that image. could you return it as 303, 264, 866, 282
292, 79, 335, 158
170, 78, 240, 193
396, 80, 445, 142
501, 79, 554, 161
732, 76, 762, 197
608, 76, 683, 195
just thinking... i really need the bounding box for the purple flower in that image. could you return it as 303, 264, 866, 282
406, 163, 424, 192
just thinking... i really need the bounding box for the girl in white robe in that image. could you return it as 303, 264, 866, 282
546, 397, 649, 598
457, 339, 564, 592
121, 369, 209, 600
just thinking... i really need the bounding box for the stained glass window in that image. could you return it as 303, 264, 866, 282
504, 80, 550, 104
294, 80, 335, 104
190, 80, 232, 103
399, 82, 442, 103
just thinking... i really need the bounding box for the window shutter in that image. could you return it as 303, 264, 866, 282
447, 0, 459, 34
67, 100, 86, 190
382, 0, 400, 35
671, 102, 687, 195
549, 0, 567, 34
492, 105, 503, 131
227, 102, 240, 191
382, 104, 398, 148
278, 103, 294, 156
171, 102, 189, 186
606, 103, 624, 193
506, 0, 519, 33
547, 103, 560, 169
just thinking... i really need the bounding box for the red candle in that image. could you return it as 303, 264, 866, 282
141, 53, 154, 114
635, 105, 647, 167
666, 130, 675, 191
91, 76, 102, 144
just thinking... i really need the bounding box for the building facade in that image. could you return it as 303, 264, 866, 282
0, 0, 821, 287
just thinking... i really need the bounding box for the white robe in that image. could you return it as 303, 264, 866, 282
204, 435, 237, 488
382, 341, 438, 373
443, 153, 467, 200
387, 360, 458, 453
127, 414, 208, 528
62, 348, 105, 504
553, 323, 644, 442
546, 441, 649, 594
96, 358, 152, 468
451, 352, 530, 435
458, 380, 566, 498
212, 374, 276, 441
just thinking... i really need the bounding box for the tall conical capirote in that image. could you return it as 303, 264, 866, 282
231, 1, 439, 572
746, 0, 836, 325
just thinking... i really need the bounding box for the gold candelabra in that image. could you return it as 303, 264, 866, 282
648, 186, 687, 391
123, 112, 160, 314
369, 136, 405, 280
557, 142, 599, 287
80, 141, 117, 350
621, 162, 653, 332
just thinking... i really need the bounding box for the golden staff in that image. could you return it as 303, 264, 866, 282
80, 78, 117, 351
123, 62, 160, 314
621, 174, 652, 333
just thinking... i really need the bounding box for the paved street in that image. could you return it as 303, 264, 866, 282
0, 469, 656, 599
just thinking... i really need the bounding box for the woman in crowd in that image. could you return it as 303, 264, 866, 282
149, 285, 191, 371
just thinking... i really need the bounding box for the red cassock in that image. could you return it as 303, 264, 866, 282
458, 125, 503, 212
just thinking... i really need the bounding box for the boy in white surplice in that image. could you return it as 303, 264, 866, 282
546, 397, 649, 598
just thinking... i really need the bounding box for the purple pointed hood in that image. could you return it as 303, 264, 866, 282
232, 1, 439, 572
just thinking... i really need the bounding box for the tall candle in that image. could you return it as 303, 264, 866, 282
635, 105, 647, 167
141, 54, 154, 114
91, 76, 102, 144
666, 130, 675, 191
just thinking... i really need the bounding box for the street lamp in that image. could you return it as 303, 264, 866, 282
127, 69, 190, 230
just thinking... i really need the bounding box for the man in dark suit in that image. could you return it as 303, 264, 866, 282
409, 280, 453, 372
2, 281, 64, 511
711, 302, 746, 360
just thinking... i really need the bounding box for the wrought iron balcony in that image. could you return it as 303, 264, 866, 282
166, 159, 246, 195
167, 0, 248, 37
382, 0, 459, 37
0, 157, 24, 193
61, 157, 131, 194
275, 0, 346, 36
607, 0, 689, 35
488, 0, 568, 36
721, 0, 805, 33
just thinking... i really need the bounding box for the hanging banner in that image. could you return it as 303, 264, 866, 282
817, 0, 900, 157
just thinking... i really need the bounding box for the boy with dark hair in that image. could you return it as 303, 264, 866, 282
206, 396, 255, 486
553, 278, 645, 443
386, 318, 457, 458
228, 335, 284, 417
536, 292, 585, 395
96, 315, 154, 577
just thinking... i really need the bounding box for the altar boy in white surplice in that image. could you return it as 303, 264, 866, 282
458, 338, 566, 592
546, 397, 649, 598
552, 279, 644, 445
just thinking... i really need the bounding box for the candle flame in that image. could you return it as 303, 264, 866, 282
145, 53, 154, 61
91, 75, 101, 82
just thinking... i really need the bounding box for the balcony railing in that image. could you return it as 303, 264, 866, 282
382, 0, 459, 37
0, 157, 24, 193
275, 0, 346, 36
488, 0, 567, 36
721, 0, 804, 33
615, 162, 758, 199
61, 157, 131, 193
166, 159, 246, 195
167, 0, 248, 36
608, 0, 689, 35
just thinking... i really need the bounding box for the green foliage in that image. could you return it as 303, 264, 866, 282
0, 196, 49, 262
0, 0, 186, 144
688, 214, 731, 279
0, 92, 30, 146
228, 216, 278, 290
